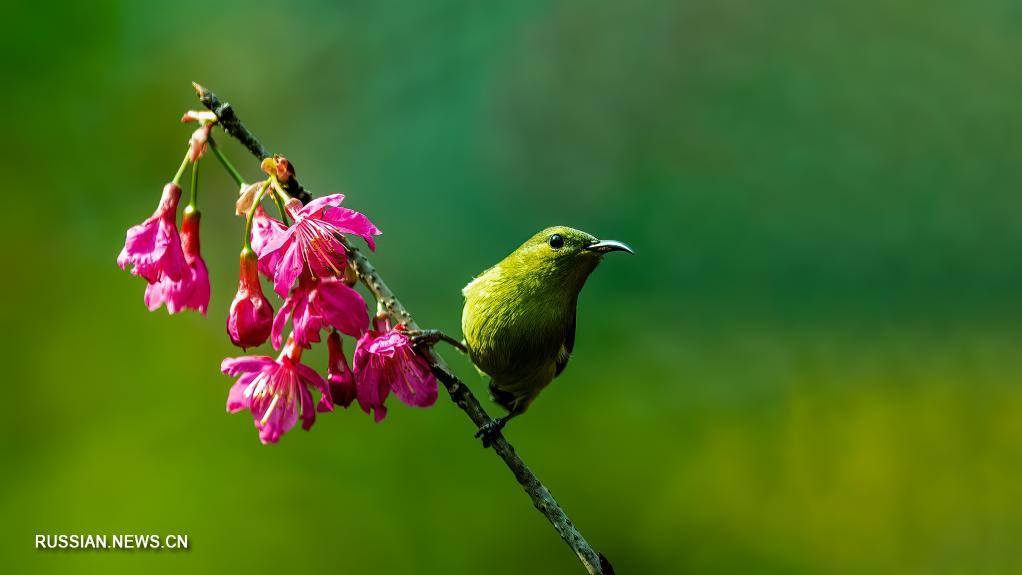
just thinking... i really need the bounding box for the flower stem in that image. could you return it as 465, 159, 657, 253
282, 333, 303, 362
172, 152, 191, 186
270, 175, 292, 204
243, 180, 272, 250
209, 137, 245, 187
271, 189, 290, 225
268, 175, 293, 225
189, 159, 199, 208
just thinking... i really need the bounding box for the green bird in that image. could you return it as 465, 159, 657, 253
458, 226, 633, 444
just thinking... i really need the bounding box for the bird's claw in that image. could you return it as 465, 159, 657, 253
407, 329, 438, 349
408, 329, 468, 354
474, 417, 508, 448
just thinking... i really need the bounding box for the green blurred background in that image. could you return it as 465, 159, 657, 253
3, 0, 1021, 573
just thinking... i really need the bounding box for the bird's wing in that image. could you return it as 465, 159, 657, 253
554, 310, 576, 377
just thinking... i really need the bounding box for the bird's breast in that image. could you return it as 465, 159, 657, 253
462, 283, 570, 383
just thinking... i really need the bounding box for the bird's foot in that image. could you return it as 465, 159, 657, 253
474, 416, 509, 448
408, 329, 468, 354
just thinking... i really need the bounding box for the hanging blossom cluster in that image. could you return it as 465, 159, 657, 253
118, 111, 438, 444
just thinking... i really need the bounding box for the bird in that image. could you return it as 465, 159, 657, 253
455, 226, 633, 445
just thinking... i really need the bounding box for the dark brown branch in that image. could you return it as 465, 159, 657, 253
192, 82, 311, 204
194, 83, 612, 575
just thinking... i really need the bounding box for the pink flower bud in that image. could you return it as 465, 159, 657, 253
327, 331, 356, 408
227, 248, 274, 349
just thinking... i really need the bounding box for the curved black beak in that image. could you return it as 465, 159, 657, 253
585, 239, 634, 254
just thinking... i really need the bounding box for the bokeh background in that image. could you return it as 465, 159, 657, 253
3, 0, 1021, 573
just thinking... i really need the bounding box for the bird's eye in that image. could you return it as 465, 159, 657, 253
548, 234, 564, 249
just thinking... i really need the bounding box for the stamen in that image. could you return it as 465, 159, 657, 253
400, 357, 416, 395
260, 394, 280, 425
293, 219, 344, 277
252, 373, 269, 398
244, 374, 265, 398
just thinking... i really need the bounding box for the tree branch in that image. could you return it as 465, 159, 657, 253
192, 82, 311, 205
194, 83, 612, 575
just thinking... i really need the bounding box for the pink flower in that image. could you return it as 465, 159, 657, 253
117, 183, 187, 284
221, 337, 332, 444
352, 315, 437, 422
271, 273, 368, 349
227, 248, 274, 349
250, 206, 286, 281
259, 194, 381, 297
143, 206, 210, 314
327, 331, 356, 408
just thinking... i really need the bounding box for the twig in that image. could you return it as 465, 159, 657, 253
192, 82, 311, 204
194, 83, 612, 575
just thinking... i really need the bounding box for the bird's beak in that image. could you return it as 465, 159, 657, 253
585, 239, 634, 254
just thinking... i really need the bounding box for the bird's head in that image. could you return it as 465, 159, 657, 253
508, 226, 633, 288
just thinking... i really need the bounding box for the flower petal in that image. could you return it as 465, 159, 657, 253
272, 240, 304, 298
296, 362, 332, 413
389, 348, 438, 408
354, 335, 390, 422
328, 332, 357, 408
118, 218, 160, 272
259, 219, 294, 257
291, 289, 324, 348
313, 279, 369, 338
298, 383, 316, 431
321, 206, 381, 251
227, 380, 252, 413
221, 356, 275, 376
143, 274, 175, 312
271, 296, 296, 351
299, 194, 345, 217
185, 257, 211, 315
256, 402, 298, 444
252, 208, 288, 279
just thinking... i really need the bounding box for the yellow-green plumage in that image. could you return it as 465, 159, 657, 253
461, 226, 631, 420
